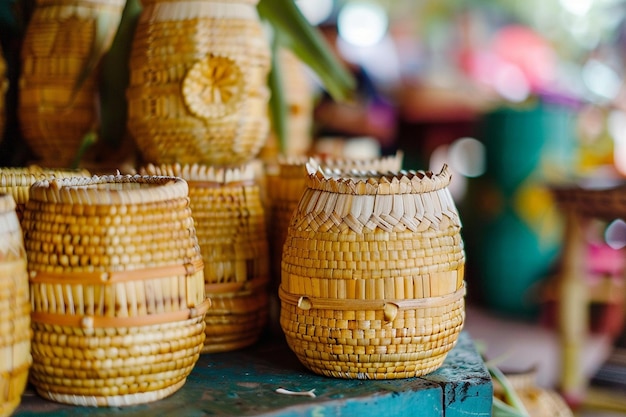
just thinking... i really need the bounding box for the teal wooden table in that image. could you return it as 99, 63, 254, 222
13, 331, 492, 417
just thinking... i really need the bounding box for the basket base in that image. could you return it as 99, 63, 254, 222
34, 378, 187, 407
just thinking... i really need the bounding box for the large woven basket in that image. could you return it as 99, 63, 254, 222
0, 166, 90, 222
127, 0, 270, 166
280, 164, 465, 379
141, 164, 270, 353
18, 0, 125, 167
22, 174, 209, 406
0, 194, 31, 417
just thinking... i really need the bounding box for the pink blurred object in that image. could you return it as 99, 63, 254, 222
587, 241, 625, 280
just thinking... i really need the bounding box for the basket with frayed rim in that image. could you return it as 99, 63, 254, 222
280, 164, 465, 379
0, 194, 31, 417
141, 164, 270, 353
22, 174, 209, 406
127, 0, 270, 166
0, 166, 90, 222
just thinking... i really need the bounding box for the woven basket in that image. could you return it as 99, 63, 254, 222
127, 0, 271, 166
0, 166, 90, 222
141, 164, 270, 353
280, 164, 465, 379
0, 194, 31, 417
18, 0, 125, 167
22, 174, 209, 406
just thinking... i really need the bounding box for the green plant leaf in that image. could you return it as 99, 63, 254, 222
70, 7, 124, 101
257, 0, 355, 102
493, 397, 527, 417
71, 130, 98, 169
267, 35, 288, 154
99, 0, 142, 147
489, 366, 531, 417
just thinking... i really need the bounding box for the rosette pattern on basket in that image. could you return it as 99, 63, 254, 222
141, 164, 270, 353
280, 164, 466, 379
0, 194, 31, 417
22, 175, 209, 406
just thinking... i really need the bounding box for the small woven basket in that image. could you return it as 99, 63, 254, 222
0, 166, 90, 222
127, 0, 270, 166
18, 0, 125, 167
22, 174, 209, 406
141, 164, 270, 353
0, 194, 31, 417
280, 164, 465, 379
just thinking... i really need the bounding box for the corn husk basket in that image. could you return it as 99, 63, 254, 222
280, 164, 465, 379
0, 166, 90, 222
141, 164, 270, 353
22, 174, 209, 406
0, 194, 31, 417
127, 0, 271, 166
18, 0, 125, 167
267, 152, 403, 283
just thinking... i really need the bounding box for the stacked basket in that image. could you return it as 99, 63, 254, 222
0, 166, 90, 221
0, 194, 31, 417
141, 164, 270, 353
22, 175, 209, 406
280, 164, 465, 379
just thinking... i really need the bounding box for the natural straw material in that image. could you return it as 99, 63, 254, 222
18, 0, 125, 167
280, 164, 465, 379
0, 166, 90, 221
22, 174, 209, 406
141, 164, 270, 353
0, 194, 31, 417
127, 0, 270, 166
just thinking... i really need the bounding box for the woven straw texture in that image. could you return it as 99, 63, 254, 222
280, 164, 465, 379
141, 164, 270, 353
267, 153, 403, 284
22, 174, 209, 406
0, 166, 90, 222
18, 0, 125, 167
552, 182, 626, 221
127, 0, 270, 166
0, 194, 31, 417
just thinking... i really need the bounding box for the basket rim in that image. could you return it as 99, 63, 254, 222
141, 163, 255, 185
28, 174, 188, 205
305, 164, 452, 195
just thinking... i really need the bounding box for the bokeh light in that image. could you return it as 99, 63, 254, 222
337, 1, 388, 47
296, 0, 334, 26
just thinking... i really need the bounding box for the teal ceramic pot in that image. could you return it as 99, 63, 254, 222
463, 100, 577, 317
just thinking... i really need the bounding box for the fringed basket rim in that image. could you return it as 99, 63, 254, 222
28, 174, 188, 205
141, 163, 255, 185
304, 163, 452, 195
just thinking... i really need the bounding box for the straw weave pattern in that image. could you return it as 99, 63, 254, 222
280, 165, 465, 379
0, 194, 31, 417
23, 175, 208, 406
552, 183, 626, 221
141, 164, 270, 353
18, 0, 125, 167
128, 0, 270, 166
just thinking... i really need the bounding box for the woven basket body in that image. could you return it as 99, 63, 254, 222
0, 194, 31, 417
18, 0, 125, 167
127, 0, 270, 166
280, 165, 465, 379
22, 175, 208, 406
141, 164, 269, 353
0, 166, 90, 222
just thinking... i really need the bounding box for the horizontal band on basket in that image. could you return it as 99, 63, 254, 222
29, 259, 204, 285
147, 1, 259, 23
279, 283, 466, 311
205, 275, 268, 294
31, 298, 211, 329
0, 258, 27, 275
189, 179, 256, 189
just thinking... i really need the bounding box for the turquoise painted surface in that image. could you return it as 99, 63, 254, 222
14, 331, 491, 417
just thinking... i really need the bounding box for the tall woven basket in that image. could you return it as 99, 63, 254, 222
141, 164, 270, 353
280, 164, 465, 379
0, 194, 31, 417
22, 175, 209, 406
18, 0, 125, 167
0, 166, 90, 222
127, 0, 271, 166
